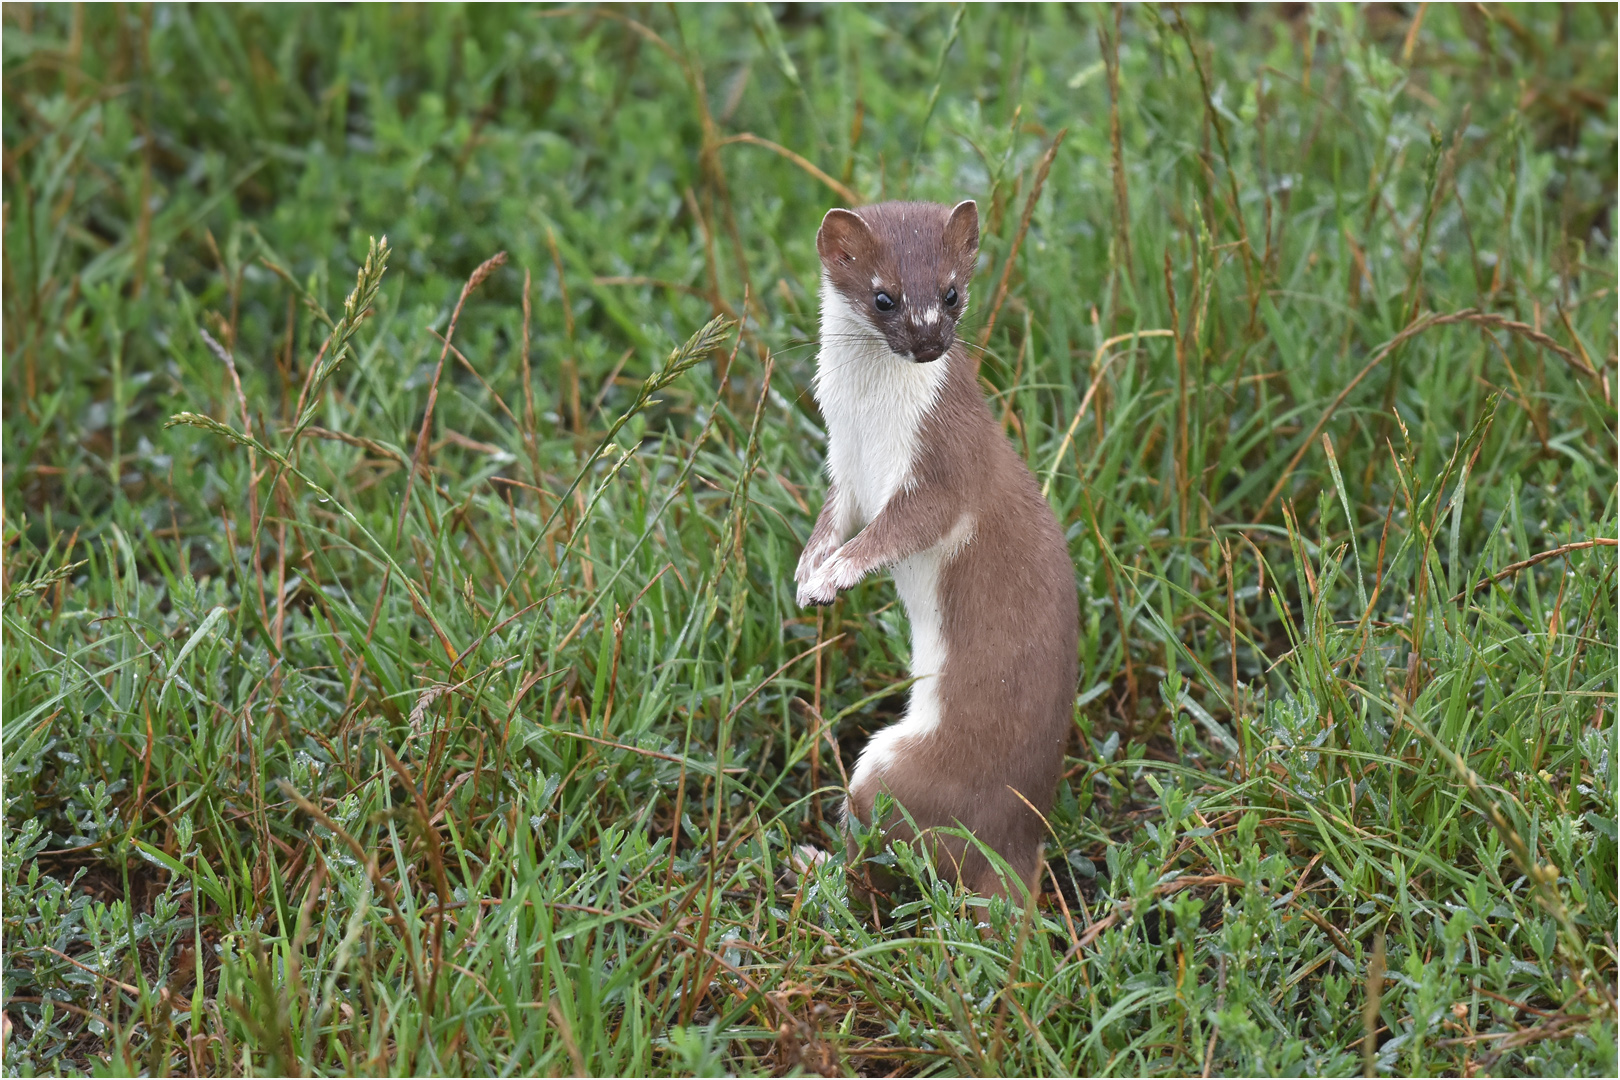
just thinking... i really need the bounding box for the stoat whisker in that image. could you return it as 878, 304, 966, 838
768, 341, 827, 358
772, 334, 998, 372
812, 333, 1004, 372
780, 337, 1007, 411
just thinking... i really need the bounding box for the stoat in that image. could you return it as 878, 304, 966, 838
796, 199, 1079, 900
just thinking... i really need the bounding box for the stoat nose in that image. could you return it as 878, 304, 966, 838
912, 343, 945, 363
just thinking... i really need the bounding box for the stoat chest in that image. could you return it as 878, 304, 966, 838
847, 513, 975, 788
813, 277, 947, 524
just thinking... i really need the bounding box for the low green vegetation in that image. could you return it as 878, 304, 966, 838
4, 4, 1615, 1075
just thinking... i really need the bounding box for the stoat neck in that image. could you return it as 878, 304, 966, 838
815, 277, 949, 525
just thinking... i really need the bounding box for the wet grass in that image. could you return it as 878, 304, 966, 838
3, 4, 1616, 1075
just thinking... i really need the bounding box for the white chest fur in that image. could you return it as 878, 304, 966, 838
815, 277, 975, 796
812, 278, 947, 526
853, 513, 974, 786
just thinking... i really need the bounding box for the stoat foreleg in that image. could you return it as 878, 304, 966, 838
794, 480, 849, 586
796, 482, 954, 607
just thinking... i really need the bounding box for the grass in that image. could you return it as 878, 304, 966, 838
2, 3, 1616, 1075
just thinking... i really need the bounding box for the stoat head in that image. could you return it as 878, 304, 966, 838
816, 200, 979, 364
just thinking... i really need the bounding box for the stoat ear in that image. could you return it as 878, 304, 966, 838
944, 199, 980, 262
816, 208, 873, 266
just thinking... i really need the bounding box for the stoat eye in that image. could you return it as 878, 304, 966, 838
873, 291, 895, 312
942, 287, 958, 308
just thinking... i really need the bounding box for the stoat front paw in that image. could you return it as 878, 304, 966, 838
796, 548, 863, 607
794, 532, 841, 584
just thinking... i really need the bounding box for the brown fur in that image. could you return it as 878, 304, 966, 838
799, 200, 1079, 900
816, 201, 979, 363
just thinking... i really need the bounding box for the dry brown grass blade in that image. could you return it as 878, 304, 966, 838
428, 327, 520, 428
717, 132, 862, 206
978, 127, 1068, 348
1068, 873, 1245, 954
280, 782, 429, 1007
1363, 931, 1386, 1078
379, 743, 455, 1012
298, 425, 406, 464
397, 250, 508, 538
1174, 5, 1259, 310
200, 327, 271, 633
1452, 538, 1618, 602
42, 947, 141, 996
1401, 4, 1430, 64
544, 228, 574, 341
520, 267, 542, 487
1100, 4, 1133, 279
1436, 1012, 1586, 1054
1258, 307, 1595, 519
594, 274, 717, 303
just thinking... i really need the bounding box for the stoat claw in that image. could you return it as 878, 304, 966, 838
796, 577, 837, 607
795, 532, 842, 584
796, 548, 863, 607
